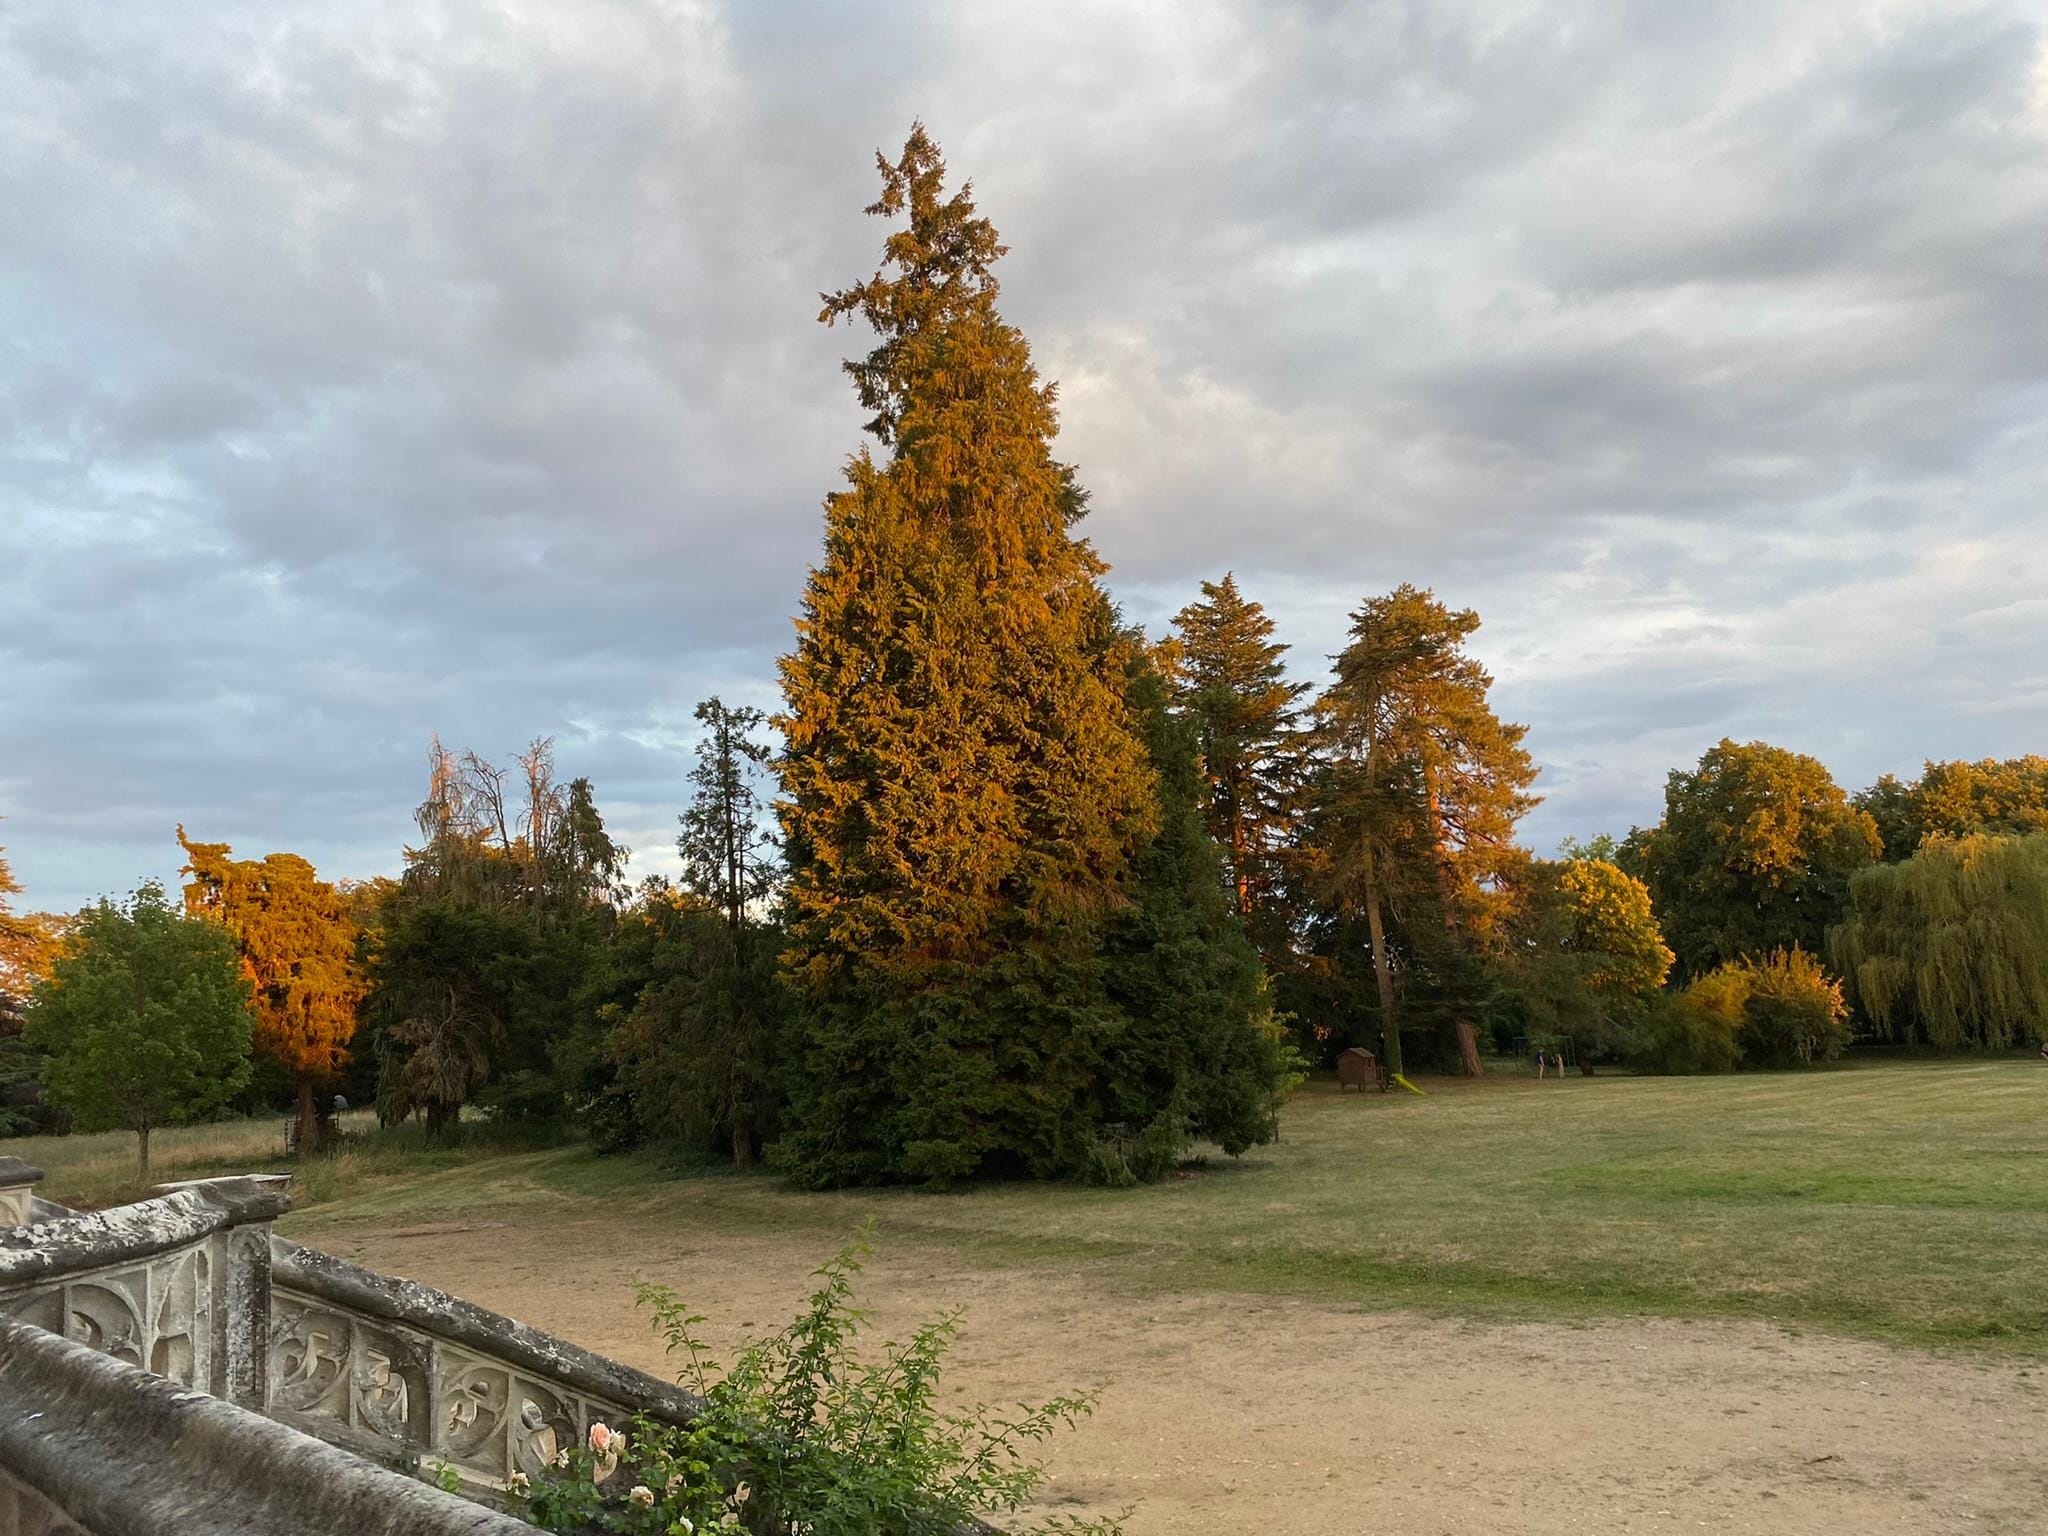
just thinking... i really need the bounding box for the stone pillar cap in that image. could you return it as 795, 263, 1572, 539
0, 1157, 45, 1187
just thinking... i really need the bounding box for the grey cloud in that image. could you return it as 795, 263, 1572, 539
2, 0, 2044, 910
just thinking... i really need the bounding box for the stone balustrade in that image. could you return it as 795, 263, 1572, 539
0, 1162, 697, 1533
267, 1238, 699, 1489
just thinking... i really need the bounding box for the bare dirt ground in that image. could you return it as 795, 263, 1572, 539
325, 1216, 2048, 1536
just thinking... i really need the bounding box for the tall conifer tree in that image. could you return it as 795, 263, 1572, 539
1167, 574, 1308, 945
776, 126, 1159, 1186
1304, 586, 1538, 1077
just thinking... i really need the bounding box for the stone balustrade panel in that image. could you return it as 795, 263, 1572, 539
268, 1283, 635, 1486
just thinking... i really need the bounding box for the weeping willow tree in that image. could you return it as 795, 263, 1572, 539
1827, 833, 2048, 1050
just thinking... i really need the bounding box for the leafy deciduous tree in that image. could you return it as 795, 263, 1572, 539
24, 882, 253, 1176
1855, 757, 2048, 862
1828, 832, 2048, 1050
1629, 739, 1881, 980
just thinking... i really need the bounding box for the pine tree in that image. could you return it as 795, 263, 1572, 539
677, 698, 778, 929
1167, 574, 1308, 946
1304, 586, 1538, 1078
612, 698, 786, 1169
776, 126, 1160, 1186
1098, 650, 1301, 1180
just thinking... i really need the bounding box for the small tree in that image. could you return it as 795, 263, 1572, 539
613, 701, 786, 1170
25, 882, 253, 1177
1639, 947, 1848, 1073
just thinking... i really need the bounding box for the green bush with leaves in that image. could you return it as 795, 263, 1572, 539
517, 1239, 1121, 1536
1631, 947, 1848, 1073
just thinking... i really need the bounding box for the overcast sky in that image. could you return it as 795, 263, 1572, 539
3, 1, 2044, 912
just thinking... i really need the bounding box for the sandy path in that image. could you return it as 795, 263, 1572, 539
319, 1217, 2048, 1535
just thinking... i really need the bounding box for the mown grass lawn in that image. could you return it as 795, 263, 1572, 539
12, 1059, 2046, 1349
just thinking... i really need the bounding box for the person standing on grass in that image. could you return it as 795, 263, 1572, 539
1535, 1048, 1547, 1080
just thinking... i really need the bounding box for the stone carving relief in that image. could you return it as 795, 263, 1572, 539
0, 1245, 213, 1392
269, 1289, 622, 1487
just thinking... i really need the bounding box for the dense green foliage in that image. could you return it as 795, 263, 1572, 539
1626, 739, 1881, 979
1637, 948, 1849, 1073
1166, 574, 1307, 950
362, 737, 626, 1136
608, 700, 788, 1168
523, 1241, 1118, 1536
1829, 833, 2048, 1050
1855, 757, 2048, 861
1491, 857, 1672, 1060
1295, 585, 1538, 1077
775, 127, 1287, 1186
23, 882, 253, 1175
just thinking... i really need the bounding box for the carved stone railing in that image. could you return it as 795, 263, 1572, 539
268, 1239, 700, 1489
0, 1173, 286, 1408
0, 1162, 702, 1530
0, 1310, 531, 1536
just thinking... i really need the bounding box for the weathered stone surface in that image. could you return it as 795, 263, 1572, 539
271, 1238, 702, 1427
0, 1312, 533, 1536
0, 1178, 290, 1290
0, 1158, 44, 1227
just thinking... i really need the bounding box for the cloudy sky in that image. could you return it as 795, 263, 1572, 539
3, 1, 2044, 912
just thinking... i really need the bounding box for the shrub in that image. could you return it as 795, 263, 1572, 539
1630, 948, 1849, 1073
519, 1238, 1123, 1536
1733, 947, 1851, 1067
1629, 991, 1740, 1075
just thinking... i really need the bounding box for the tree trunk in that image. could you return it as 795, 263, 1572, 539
731, 1117, 753, 1172
425, 1100, 451, 1141
1361, 840, 1402, 1078
136, 1124, 151, 1181
295, 1078, 319, 1156
1426, 768, 1484, 1078
1455, 1019, 1485, 1078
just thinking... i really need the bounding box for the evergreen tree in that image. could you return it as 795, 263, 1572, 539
776, 126, 1164, 1186
1098, 652, 1301, 1180
1167, 574, 1308, 945
678, 698, 779, 929
1302, 586, 1538, 1078
1631, 739, 1880, 979
610, 700, 786, 1169
177, 829, 365, 1153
